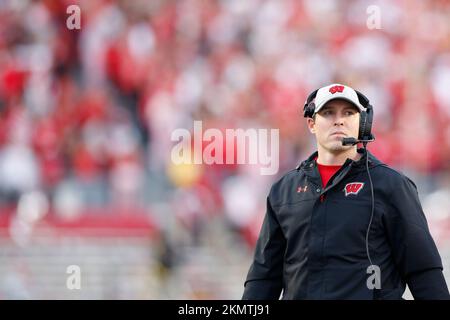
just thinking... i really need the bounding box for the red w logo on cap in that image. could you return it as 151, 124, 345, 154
344, 182, 364, 196
329, 85, 345, 94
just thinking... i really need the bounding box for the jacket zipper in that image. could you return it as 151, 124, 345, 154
321, 162, 353, 195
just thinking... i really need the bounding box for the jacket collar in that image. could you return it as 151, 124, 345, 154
296, 148, 384, 171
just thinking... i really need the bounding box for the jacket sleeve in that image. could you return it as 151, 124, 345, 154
383, 175, 449, 298
407, 268, 450, 300
242, 196, 286, 300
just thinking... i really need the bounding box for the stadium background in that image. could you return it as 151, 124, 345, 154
1, 0, 450, 299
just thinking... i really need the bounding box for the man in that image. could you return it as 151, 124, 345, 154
242, 83, 450, 300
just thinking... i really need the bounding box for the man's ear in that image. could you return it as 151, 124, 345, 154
307, 118, 315, 134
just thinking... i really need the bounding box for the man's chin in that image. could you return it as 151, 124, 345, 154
327, 143, 353, 153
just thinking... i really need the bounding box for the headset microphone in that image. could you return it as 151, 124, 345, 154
342, 136, 375, 146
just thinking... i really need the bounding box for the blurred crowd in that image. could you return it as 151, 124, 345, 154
1, 0, 450, 247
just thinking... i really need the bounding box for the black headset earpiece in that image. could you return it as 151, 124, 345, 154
303, 89, 318, 118
355, 91, 374, 141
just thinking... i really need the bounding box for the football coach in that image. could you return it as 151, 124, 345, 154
242, 83, 450, 300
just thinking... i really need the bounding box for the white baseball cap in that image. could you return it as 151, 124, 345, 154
312, 83, 365, 114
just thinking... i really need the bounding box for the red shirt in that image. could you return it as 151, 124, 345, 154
317, 163, 342, 188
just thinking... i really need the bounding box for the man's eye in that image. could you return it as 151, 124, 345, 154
345, 111, 355, 116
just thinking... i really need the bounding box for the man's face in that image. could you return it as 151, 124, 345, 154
307, 99, 361, 154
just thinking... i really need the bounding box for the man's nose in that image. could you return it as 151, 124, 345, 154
334, 114, 345, 126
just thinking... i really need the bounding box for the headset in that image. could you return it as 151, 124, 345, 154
303, 87, 379, 297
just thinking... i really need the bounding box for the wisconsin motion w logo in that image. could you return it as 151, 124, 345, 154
343, 182, 364, 196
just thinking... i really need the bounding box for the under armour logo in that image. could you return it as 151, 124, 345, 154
329, 85, 345, 94
297, 185, 308, 193
343, 182, 364, 196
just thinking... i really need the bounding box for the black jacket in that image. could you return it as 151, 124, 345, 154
243, 149, 449, 300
